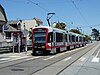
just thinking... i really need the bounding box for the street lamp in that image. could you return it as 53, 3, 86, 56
47, 13, 55, 27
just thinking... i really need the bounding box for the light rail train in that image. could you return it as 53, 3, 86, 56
31, 26, 86, 55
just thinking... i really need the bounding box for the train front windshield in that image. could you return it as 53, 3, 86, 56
34, 31, 46, 43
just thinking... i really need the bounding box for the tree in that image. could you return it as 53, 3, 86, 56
85, 35, 91, 41
91, 28, 99, 40
70, 29, 81, 34
54, 22, 66, 30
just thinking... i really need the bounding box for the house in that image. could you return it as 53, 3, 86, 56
0, 4, 43, 52
4, 18, 43, 41
0, 4, 7, 44
0, 4, 7, 32
3, 18, 43, 52
21, 18, 43, 31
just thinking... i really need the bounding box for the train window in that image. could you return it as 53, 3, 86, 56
76, 36, 78, 42
82, 37, 85, 42
83, 37, 86, 42
69, 35, 70, 42
79, 36, 82, 42
48, 32, 53, 43
34, 32, 46, 43
56, 33, 63, 42
72, 35, 75, 42
69, 35, 72, 42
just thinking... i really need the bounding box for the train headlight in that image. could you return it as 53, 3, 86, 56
42, 46, 45, 48
34, 46, 37, 48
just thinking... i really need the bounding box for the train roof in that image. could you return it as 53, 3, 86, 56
68, 32, 86, 37
32, 26, 67, 33
32, 26, 85, 37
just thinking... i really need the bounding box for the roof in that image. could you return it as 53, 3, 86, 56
0, 4, 7, 25
7, 20, 19, 25
33, 18, 43, 23
4, 25, 21, 32
32, 26, 66, 33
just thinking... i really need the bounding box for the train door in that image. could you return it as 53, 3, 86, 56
47, 32, 57, 54
72, 34, 76, 48
68, 33, 74, 49
49, 32, 53, 52
79, 35, 82, 47
63, 32, 66, 51
76, 35, 79, 48
65, 33, 68, 50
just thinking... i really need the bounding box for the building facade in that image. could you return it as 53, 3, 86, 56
21, 18, 43, 30
4, 18, 43, 42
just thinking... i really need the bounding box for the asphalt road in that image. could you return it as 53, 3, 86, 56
59, 41, 100, 75
0, 41, 99, 75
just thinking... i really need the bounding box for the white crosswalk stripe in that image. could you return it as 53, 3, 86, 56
91, 57, 99, 62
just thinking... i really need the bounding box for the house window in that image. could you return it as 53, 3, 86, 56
17, 23, 21, 30
5, 32, 11, 39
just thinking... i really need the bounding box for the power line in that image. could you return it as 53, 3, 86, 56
35, 1, 68, 5
55, 15, 76, 27
70, 0, 90, 26
27, 0, 76, 28
75, 23, 100, 29
27, 0, 49, 12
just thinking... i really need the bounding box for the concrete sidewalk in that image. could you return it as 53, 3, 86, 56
0, 50, 32, 64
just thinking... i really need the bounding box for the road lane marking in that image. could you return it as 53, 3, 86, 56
63, 57, 72, 61
79, 57, 86, 61
43, 52, 66, 61
91, 48, 100, 63
44, 56, 55, 60
91, 57, 99, 62
43, 47, 83, 61
95, 49, 100, 58
43, 52, 68, 61
43, 45, 89, 61
25, 57, 40, 61
55, 53, 65, 57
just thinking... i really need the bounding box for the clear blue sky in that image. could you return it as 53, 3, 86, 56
0, 0, 100, 35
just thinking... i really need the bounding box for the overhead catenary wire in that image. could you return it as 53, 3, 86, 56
5, 0, 91, 30
4, 0, 98, 35
70, 0, 90, 26
27, 0, 77, 28
34, 1, 68, 5
27, 0, 49, 12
